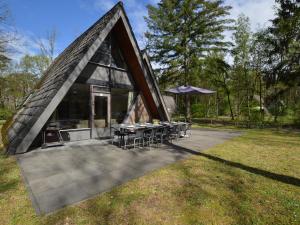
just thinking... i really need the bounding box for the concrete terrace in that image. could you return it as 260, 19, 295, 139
16, 129, 241, 215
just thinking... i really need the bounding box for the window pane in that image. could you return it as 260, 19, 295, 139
111, 89, 136, 124
90, 37, 110, 65
111, 35, 127, 69
53, 83, 90, 129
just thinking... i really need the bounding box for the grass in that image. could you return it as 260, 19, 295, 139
0, 128, 300, 225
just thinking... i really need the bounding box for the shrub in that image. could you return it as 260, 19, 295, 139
0, 108, 13, 120
191, 103, 206, 118
294, 103, 300, 126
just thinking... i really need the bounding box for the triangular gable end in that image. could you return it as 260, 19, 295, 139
78, 32, 136, 89
3, 2, 169, 154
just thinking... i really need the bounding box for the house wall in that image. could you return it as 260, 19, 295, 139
124, 94, 151, 124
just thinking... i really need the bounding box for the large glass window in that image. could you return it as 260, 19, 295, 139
111, 88, 136, 124
89, 33, 127, 70
111, 35, 127, 69
90, 37, 110, 65
52, 83, 90, 129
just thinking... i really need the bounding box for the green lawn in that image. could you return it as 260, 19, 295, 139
0, 128, 299, 225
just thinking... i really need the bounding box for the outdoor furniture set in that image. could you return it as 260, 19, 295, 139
111, 121, 192, 149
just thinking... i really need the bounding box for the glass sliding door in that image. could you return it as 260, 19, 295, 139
91, 92, 111, 138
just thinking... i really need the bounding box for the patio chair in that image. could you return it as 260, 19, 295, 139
123, 129, 144, 149
143, 127, 156, 148
111, 126, 125, 147
178, 123, 187, 138
168, 124, 180, 142
42, 122, 64, 148
184, 123, 192, 137
154, 125, 168, 146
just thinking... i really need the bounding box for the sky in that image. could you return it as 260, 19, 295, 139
5, 0, 277, 62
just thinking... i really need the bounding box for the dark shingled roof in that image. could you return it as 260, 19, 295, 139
2, 3, 122, 154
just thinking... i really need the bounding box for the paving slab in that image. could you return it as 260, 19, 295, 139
16, 128, 241, 214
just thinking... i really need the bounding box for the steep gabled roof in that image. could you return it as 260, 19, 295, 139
2, 2, 169, 154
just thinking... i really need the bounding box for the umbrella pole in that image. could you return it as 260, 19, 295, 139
185, 94, 191, 122
176, 94, 178, 121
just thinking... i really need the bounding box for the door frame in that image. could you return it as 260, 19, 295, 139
90, 87, 111, 138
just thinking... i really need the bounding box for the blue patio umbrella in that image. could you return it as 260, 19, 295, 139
165, 85, 216, 121
166, 85, 215, 95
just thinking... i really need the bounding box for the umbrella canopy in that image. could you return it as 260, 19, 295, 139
166, 85, 215, 95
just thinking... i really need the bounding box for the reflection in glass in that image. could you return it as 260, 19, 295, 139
52, 83, 90, 129
111, 89, 136, 124
94, 96, 108, 128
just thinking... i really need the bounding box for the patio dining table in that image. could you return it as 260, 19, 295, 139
114, 122, 190, 149
117, 123, 164, 149
119, 123, 163, 131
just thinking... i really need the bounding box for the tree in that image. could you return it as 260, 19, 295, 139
250, 29, 273, 120
145, 0, 233, 120
0, 72, 37, 110
232, 14, 252, 121
262, 0, 300, 121
204, 54, 234, 120
0, 54, 46, 113
0, 1, 11, 72
18, 54, 50, 77
36, 29, 57, 63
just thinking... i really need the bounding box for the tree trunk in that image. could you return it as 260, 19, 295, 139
245, 68, 251, 123
185, 94, 191, 122
216, 92, 219, 118
236, 87, 240, 119
226, 88, 234, 120
259, 73, 264, 122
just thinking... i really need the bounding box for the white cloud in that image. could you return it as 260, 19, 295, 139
3, 27, 40, 61
2, 24, 62, 62
225, 0, 276, 31
223, 0, 276, 64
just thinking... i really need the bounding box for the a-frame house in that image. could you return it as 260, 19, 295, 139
2, 2, 170, 154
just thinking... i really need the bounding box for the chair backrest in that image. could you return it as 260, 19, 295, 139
144, 127, 155, 136
132, 128, 143, 138
180, 123, 187, 131
157, 126, 164, 134
48, 121, 59, 128
174, 124, 180, 132
186, 123, 192, 130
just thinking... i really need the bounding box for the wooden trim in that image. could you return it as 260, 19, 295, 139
91, 84, 110, 93
88, 61, 128, 72
60, 128, 91, 132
